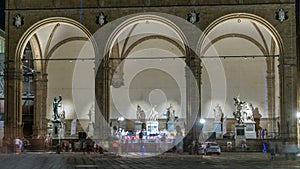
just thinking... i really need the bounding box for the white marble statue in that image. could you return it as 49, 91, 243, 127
233, 96, 246, 124
213, 104, 224, 122
233, 96, 255, 124
87, 105, 94, 122
242, 103, 254, 122
149, 105, 158, 121
136, 105, 142, 121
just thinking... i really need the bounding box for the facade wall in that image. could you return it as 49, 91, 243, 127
3, 0, 297, 143
6, 0, 295, 9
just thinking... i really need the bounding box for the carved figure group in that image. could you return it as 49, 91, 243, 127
232, 96, 255, 124
242, 103, 254, 122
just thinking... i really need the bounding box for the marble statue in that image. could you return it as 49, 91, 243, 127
233, 96, 245, 125
149, 105, 158, 121
136, 105, 142, 121
140, 110, 146, 122
87, 105, 94, 122
233, 96, 256, 124
242, 103, 254, 122
213, 104, 224, 122
166, 103, 175, 122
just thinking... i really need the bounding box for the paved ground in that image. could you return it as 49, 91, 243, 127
0, 152, 299, 169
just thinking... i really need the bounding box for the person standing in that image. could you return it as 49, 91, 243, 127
15, 138, 20, 154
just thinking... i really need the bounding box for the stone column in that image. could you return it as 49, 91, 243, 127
4, 63, 23, 140
95, 60, 111, 139
184, 56, 201, 148
266, 57, 276, 134
296, 0, 300, 147
280, 62, 297, 142
32, 72, 48, 136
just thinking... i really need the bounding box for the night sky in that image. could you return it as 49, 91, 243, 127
0, 1, 4, 31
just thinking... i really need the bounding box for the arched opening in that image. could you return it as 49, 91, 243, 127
107, 15, 189, 131
94, 13, 201, 154
198, 13, 283, 141
14, 17, 92, 138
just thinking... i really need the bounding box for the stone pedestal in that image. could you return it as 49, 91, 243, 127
135, 121, 142, 131
146, 121, 159, 136
52, 122, 61, 139
235, 124, 246, 147
47, 122, 54, 134
167, 121, 175, 132
244, 121, 256, 139
88, 122, 94, 137
214, 121, 223, 139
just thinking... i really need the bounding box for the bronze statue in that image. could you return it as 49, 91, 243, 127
53, 95, 62, 121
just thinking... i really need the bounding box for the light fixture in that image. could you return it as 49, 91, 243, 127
199, 118, 206, 124
296, 112, 300, 118
117, 116, 125, 122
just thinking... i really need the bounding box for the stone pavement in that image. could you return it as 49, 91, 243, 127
0, 152, 299, 169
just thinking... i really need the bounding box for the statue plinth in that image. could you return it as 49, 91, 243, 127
167, 121, 175, 132
235, 124, 246, 147
146, 121, 159, 136
214, 121, 223, 139
88, 122, 94, 137
135, 121, 142, 131
244, 121, 256, 139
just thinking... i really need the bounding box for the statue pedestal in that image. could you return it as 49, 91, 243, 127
146, 121, 159, 136
167, 121, 175, 132
50, 120, 61, 138
235, 124, 246, 147
244, 121, 256, 139
135, 121, 142, 131
214, 122, 223, 139
88, 122, 94, 137
47, 122, 54, 134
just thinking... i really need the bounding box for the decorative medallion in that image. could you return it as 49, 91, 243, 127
275, 8, 288, 23
13, 14, 24, 28
96, 12, 107, 26
187, 10, 199, 24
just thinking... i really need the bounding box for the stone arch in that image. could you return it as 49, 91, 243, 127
16, 17, 92, 63
104, 14, 190, 57
197, 13, 283, 57
13, 17, 93, 136
197, 13, 284, 138
95, 13, 200, 139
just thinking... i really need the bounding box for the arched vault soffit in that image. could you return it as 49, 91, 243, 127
105, 14, 189, 59
15, 17, 92, 72
197, 13, 283, 57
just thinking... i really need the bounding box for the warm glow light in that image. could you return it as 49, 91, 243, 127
199, 118, 206, 124
117, 117, 125, 122
297, 112, 300, 118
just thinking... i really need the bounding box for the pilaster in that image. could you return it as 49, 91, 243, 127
32, 72, 48, 136
4, 63, 23, 140
184, 55, 201, 147
280, 62, 297, 142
